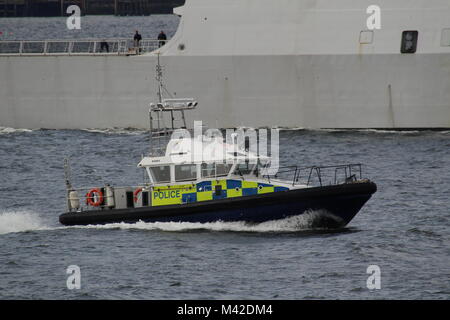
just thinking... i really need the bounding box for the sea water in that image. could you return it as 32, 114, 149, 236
0, 128, 448, 299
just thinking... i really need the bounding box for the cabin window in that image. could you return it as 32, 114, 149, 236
257, 160, 272, 176
175, 164, 197, 181
201, 163, 233, 178
150, 166, 171, 183
216, 163, 233, 176
234, 162, 255, 175
441, 29, 450, 47
201, 163, 216, 178
401, 31, 418, 53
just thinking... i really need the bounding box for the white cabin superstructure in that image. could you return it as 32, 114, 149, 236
138, 134, 280, 186
1, 0, 450, 129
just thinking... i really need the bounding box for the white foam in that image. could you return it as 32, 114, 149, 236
72, 210, 341, 233
0, 211, 49, 235
0, 127, 33, 135
316, 128, 422, 134
82, 128, 147, 135
0, 210, 342, 235
354, 129, 421, 134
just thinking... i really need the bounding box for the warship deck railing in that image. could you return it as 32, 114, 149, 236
0, 38, 164, 56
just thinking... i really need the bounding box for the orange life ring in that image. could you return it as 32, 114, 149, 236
86, 188, 103, 207
133, 187, 143, 203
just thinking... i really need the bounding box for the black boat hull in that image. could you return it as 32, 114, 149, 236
59, 181, 377, 228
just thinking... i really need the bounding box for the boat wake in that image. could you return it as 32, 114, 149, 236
0, 210, 49, 235
73, 210, 345, 233
0, 210, 344, 235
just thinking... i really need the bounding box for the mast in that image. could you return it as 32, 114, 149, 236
148, 53, 198, 157
63, 158, 73, 211
156, 52, 163, 104
149, 52, 167, 156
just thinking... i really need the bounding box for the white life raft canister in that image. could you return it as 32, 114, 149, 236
69, 190, 80, 210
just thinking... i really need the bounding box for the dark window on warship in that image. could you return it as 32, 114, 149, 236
401, 31, 418, 53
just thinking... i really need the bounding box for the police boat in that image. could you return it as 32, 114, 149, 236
59, 102, 376, 227
59, 56, 376, 228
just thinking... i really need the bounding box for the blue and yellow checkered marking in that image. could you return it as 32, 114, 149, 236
151, 180, 289, 207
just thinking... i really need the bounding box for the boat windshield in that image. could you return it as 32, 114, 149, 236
233, 162, 257, 176
201, 162, 233, 178
257, 159, 271, 176
175, 164, 197, 182
150, 166, 171, 183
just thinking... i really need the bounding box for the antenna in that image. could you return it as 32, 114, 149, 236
148, 53, 198, 156
156, 52, 163, 103
64, 157, 72, 190
64, 157, 73, 212
155, 52, 175, 101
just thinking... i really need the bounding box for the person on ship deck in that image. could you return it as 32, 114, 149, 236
158, 31, 167, 47
133, 30, 142, 52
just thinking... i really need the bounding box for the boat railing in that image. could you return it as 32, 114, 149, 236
0, 38, 163, 56
263, 163, 364, 187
